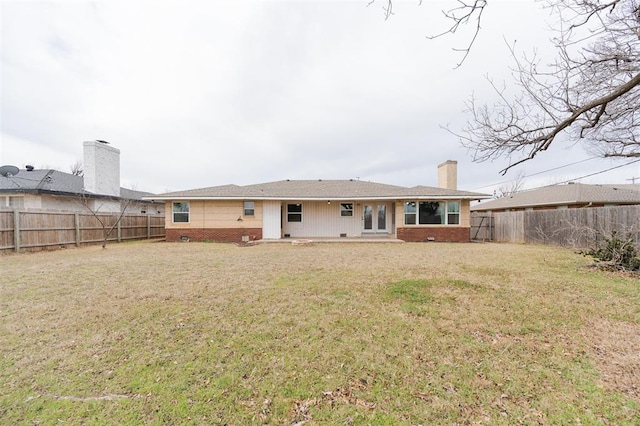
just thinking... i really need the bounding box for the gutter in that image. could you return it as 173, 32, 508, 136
144, 195, 490, 202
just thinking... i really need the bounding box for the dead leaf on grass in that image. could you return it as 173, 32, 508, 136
289, 379, 376, 424
584, 318, 640, 402
320, 379, 376, 409
38, 392, 130, 402
291, 397, 317, 424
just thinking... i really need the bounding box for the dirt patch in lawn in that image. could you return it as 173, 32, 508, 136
586, 318, 640, 402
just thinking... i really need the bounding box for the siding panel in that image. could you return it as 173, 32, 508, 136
282, 201, 387, 238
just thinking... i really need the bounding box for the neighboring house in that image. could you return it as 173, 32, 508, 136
147, 161, 490, 243
0, 140, 164, 214
471, 182, 640, 213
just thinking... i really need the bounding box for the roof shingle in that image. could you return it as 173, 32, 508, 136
0, 168, 153, 201
471, 183, 640, 211
151, 179, 489, 200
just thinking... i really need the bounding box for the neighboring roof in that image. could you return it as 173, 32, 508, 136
471, 183, 640, 211
120, 187, 156, 201
148, 179, 490, 201
601, 183, 640, 192
0, 168, 155, 201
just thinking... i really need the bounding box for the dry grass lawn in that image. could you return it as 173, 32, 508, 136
1, 240, 639, 424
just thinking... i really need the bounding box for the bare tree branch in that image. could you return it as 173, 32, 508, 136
369, 0, 486, 66
77, 194, 135, 249
454, 0, 640, 174
370, 0, 640, 173
70, 160, 83, 177
497, 170, 526, 197
426, 0, 488, 68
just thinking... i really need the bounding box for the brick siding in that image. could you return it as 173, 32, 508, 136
166, 228, 262, 243
397, 227, 470, 242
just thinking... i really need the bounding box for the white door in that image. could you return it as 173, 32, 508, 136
363, 204, 387, 233
262, 201, 281, 239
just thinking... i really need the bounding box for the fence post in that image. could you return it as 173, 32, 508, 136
147, 214, 151, 239
13, 208, 20, 253
489, 213, 493, 241
75, 212, 81, 247
117, 215, 122, 242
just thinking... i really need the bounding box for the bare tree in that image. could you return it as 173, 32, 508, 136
70, 160, 83, 177
456, 0, 640, 174
496, 171, 526, 198
373, 1, 640, 175
76, 194, 135, 249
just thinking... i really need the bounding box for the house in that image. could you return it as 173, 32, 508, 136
0, 140, 164, 214
471, 182, 640, 213
147, 161, 490, 243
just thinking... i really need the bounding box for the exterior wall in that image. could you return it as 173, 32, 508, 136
166, 199, 263, 242
282, 201, 394, 238
460, 200, 471, 227
3, 194, 75, 211
1, 193, 162, 214
397, 226, 470, 242
24, 194, 42, 209
40, 194, 82, 211
39, 194, 158, 214
395, 199, 471, 242
135, 201, 165, 215
166, 227, 262, 243
165, 198, 473, 242
166, 200, 263, 229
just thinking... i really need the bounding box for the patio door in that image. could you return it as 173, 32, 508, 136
363, 204, 387, 233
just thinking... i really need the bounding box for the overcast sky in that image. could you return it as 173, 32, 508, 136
2, 0, 639, 196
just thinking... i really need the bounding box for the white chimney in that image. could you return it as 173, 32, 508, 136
437, 160, 457, 190
83, 140, 120, 197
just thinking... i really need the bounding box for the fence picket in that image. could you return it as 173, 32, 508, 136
471, 206, 640, 249
0, 209, 165, 252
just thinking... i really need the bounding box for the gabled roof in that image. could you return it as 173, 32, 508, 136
149, 179, 489, 201
471, 183, 640, 211
0, 168, 154, 201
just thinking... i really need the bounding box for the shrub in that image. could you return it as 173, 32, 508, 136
584, 231, 640, 271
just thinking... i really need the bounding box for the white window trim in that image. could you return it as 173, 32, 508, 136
403, 200, 461, 226
340, 202, 354, 217
172, 201, 190, 223
447, 201, 460, 225
287, 203, 303, 223
243, 201, 255, 216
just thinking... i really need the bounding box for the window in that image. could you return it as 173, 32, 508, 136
404, 202, 417, 225
172, 202, 190, 223
244, 201, 255, 216
287, 203, 302, 222
447, 201, 460, 225
404, 201, 460, 225
418, 201, 443, 224
340, 203, 353, 217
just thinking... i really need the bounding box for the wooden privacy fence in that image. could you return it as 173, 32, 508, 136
471, 205, 640, 249
0, 209, 165, 252
470, 213, 493, 241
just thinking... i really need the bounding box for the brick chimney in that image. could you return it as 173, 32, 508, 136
437, 160, 457, 190
83, 140, 120, 197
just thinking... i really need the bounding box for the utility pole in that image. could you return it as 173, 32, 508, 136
626, 177, 640, 184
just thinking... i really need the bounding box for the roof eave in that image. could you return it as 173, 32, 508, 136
472, 199, 592, 211
145, 194, 491, 201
